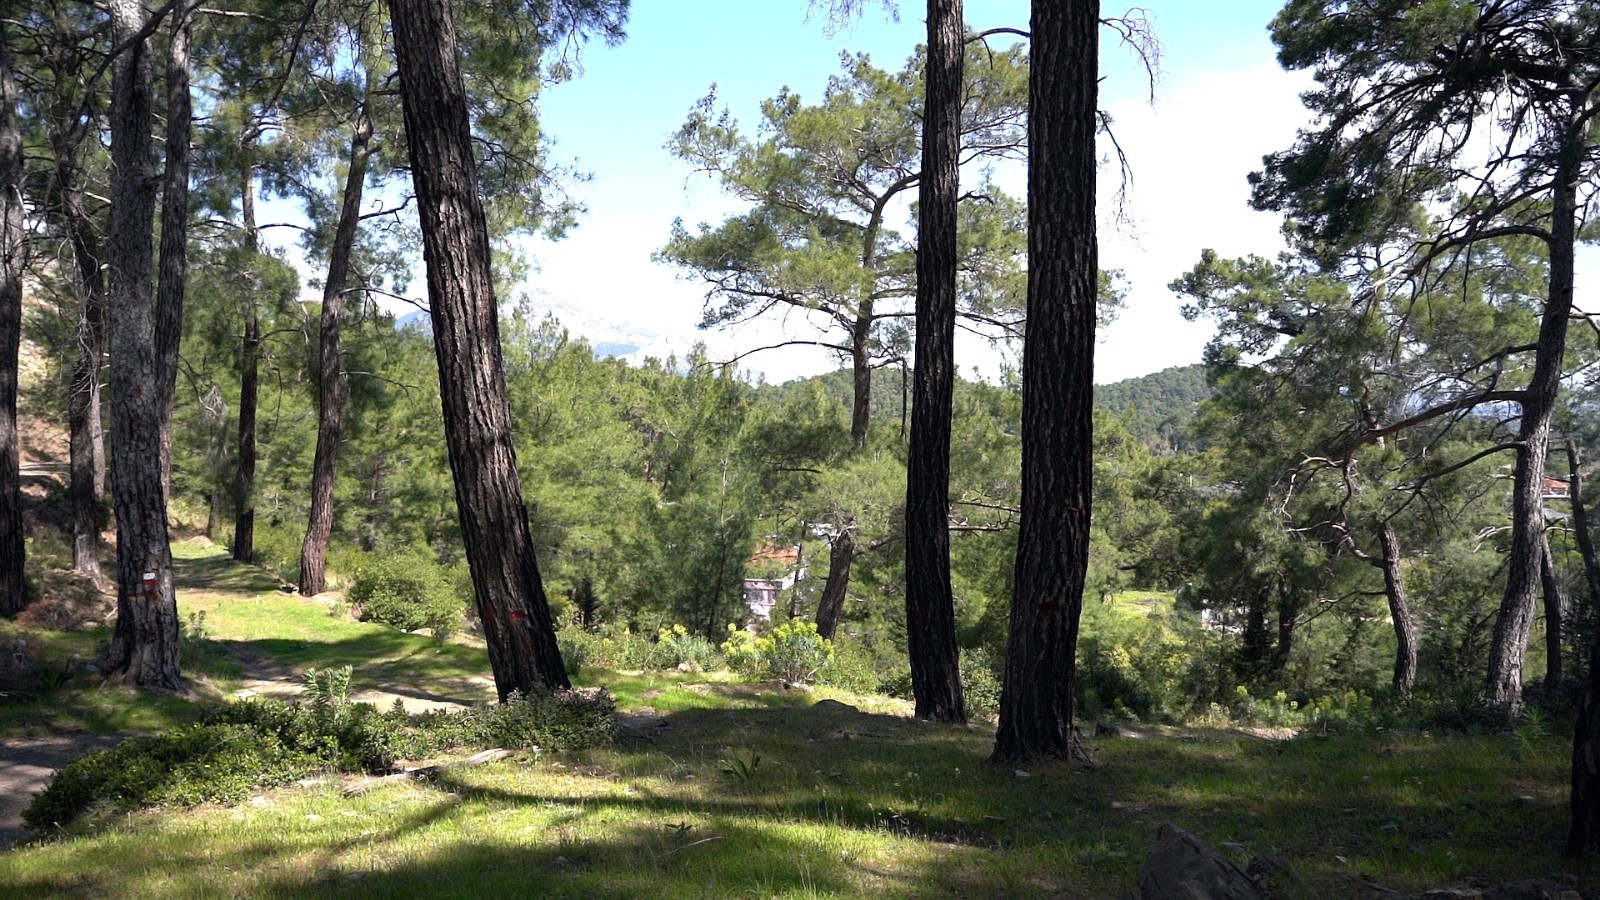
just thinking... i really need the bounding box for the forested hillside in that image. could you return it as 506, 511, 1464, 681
4, 0, 1600, 887
1093, 363, 1211, 452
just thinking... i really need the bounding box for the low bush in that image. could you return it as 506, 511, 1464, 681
555, 624, 659, 672
24, 724, 318, 832
651, 624, 722, 671
348, 553, 463, 637
960, 647, 1004, 721
723, 620, 833, 684
26, 672, 617, 833
248, 522, 303, 584
814, 638, 880, 694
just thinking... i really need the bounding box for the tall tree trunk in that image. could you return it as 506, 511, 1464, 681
815, 525, 855, 641
231, 306, 259, 562
104, 0, 180, 687
1377, 521, 1418, 696
1566, 444, 1600, 616
1487, 146, 1578, 716
992, 0, 1098, 764
0, 16, 25, 614
299, 104, 373, 595
849, 309, 872, 446
154, 7, 190, 495
387, 0, 568, 696
1543, 529, 1566, 688
903, 0, 965, 724
47, 38, 108, 582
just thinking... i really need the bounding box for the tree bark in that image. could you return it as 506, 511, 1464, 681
1486, 139, 1578, 716
850, 308, 873, 445
1543, 529, 1566, 688
1566, 444, 1600, 617
1376, 521, 1418, 695
46, 25, 108, 582
231, 304, 259, 562
299, 103, 373, 596
0, 16, 25, 614
903, 0, 965, 724
387, 0, 568, 696
104, 0, 180, 687
992, 0, 1098, 764
815, 525, 855, 641
154, 7, 191, 495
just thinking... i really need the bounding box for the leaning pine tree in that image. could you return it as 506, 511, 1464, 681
385, 0, 568, 697
991, 0, 1098, 764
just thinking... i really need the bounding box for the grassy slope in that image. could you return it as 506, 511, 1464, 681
1, 550, 1597, 897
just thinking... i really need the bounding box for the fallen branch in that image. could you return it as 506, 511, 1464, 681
343, 748, 516, 795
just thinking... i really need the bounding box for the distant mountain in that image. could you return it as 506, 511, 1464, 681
593, 341, 644, 358
1094, 364, 1212, 452
396, 309, 431, 334
391, 301, 661, 362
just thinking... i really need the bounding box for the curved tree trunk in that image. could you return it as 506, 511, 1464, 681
154, 7, 191, 495
387, 0, 568, 696
1487, 149, 1577, 717
104, 0, 180, 687
814, 525, 855, 641
903, 0, 965, 724
0, 17, 24, 613
299, 104, 373, 596
1376, 521, 1418, 695
992, 0, 1098, 764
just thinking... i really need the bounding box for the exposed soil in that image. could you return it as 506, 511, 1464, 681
0, 734, 122, 849
0, 635, 491, 850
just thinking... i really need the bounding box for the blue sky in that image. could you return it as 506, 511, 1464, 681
513, 1, 1310, 384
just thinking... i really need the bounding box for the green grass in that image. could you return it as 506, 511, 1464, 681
4, 549, 1600, 896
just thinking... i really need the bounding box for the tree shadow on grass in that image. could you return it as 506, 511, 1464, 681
8, 704, 1600, 897
172, 552, 285, 595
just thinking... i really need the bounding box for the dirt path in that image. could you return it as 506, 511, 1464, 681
0, 733, 123, 849
0, 644, 490, 850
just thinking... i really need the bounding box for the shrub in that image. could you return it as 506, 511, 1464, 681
348, 553, 463, 637
404, 687, 618, 754
248, 522, 304, 584
24, 724, 319, 832
814, 639, 881, 694
652, 624, 721, 671
557, 627, 595, 676
960, 647, 1004, 720
722, 620, 833, 684
29, 684, 619, 834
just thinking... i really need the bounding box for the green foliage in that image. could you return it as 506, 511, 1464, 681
958, 647, 1003, 721
722, 620, 834, 684
719, 751, 764, 792
813, 637, 882, 694
1093, 364, 1213, 452
347, 553, 464, 637
247, 521, 305, 585
407, 688, 618, 753
556, 624, 656, 672
27, 683, 618, 833
23, 724, 319, 832
1076, 599, 1199, 723
652, 624, 722, 671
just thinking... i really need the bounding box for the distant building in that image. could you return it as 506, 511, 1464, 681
743, 541, 806, 621
743, 579, 782, 621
